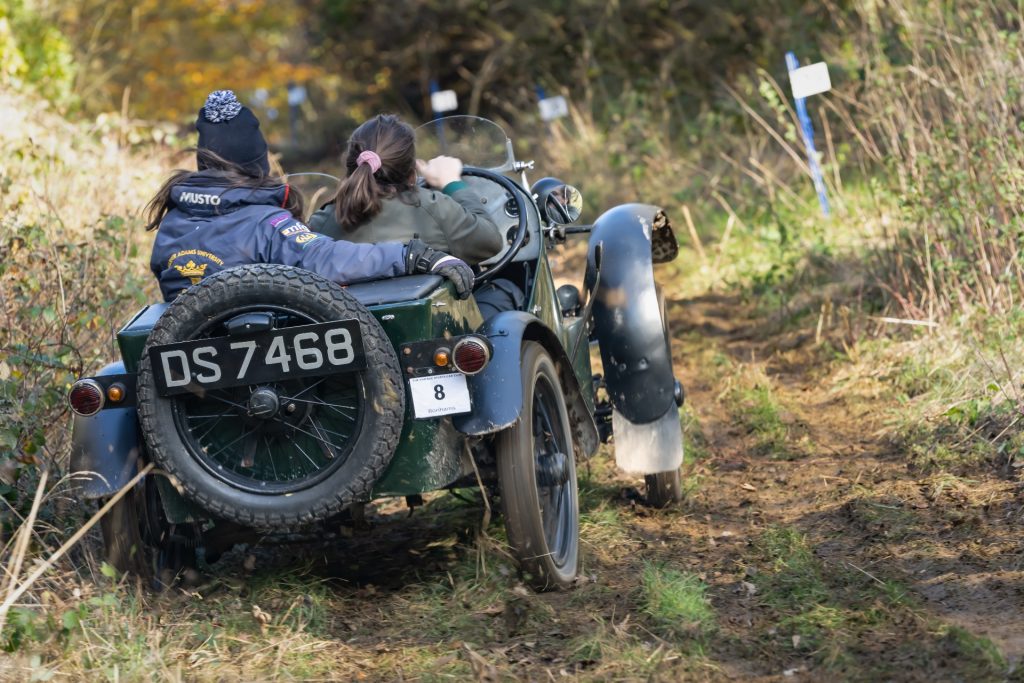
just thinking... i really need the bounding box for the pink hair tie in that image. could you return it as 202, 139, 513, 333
356, 150, 382, 174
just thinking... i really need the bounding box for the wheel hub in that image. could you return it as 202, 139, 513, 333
247, 387, 280, 419
536, 451, 570, 487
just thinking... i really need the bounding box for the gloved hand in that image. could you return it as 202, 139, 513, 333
405, 238, 474, 299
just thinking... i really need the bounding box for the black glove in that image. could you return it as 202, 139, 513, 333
405, 238, 474, 299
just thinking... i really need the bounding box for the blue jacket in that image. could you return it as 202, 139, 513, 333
150, 171, 406, 301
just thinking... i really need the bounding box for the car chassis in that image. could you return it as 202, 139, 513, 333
68, 116, 685, 590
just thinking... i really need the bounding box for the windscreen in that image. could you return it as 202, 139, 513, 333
284, 172, 340, 222
414, 116, 513, 172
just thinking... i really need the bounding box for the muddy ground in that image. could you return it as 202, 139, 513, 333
50, 290, 1023, 682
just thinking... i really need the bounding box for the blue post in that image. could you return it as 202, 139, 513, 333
786, 52, 830, 217
429, 79, 447, 153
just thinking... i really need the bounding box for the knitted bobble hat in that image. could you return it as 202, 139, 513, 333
195, 90, 270, 176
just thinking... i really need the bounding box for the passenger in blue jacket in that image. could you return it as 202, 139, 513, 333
146, 90, 473, 302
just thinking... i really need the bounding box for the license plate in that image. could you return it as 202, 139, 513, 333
408, 373, 471, 419
149, 320, 366, 396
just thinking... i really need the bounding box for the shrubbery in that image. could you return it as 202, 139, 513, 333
0, 92, 163, 522
0, 0, 75, 108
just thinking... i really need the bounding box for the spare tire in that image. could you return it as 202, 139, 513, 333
136, 264, 404, 529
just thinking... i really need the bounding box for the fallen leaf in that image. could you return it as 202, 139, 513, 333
251, 605, 272, 630
740, 482, 757, 491
475, 604, 505, 616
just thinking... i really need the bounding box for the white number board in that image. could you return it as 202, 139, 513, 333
409, 373, 471, 419
538, 95, 569, 122
789, 62, 832, 99
431, 89, 458, 113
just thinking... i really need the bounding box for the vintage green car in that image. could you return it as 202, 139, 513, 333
67, 116, 685, 591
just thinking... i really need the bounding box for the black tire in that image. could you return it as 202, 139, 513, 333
136, 264, 404, 530
644, 288, 683, 507
497, 342, 580, 590
644, 470, 683, 508
100, 473, 196, 589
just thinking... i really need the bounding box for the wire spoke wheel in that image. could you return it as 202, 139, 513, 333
169, 304, 365, 494
497, 342, 579, 590
136, 265, 404, 530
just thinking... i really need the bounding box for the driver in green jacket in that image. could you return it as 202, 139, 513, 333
308, 114, 504, 265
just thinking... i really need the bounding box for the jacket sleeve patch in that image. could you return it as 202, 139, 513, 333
280, 222, 311, 237
269, 212, 292, 228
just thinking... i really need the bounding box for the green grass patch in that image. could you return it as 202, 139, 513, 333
938, 625, 1007, 676
752, 526, 1009, 678
756, 527, 830, 611
639, 562, 714, 640
724, 370, 796, 459
681, 402, 710, 463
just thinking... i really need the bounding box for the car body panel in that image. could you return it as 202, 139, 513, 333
369, 283, 483, 496
453, 309, 600, 459
68, 362, 141, 498
585, 203, 677, 425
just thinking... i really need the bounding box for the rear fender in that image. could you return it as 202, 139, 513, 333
69, 361, 141, 499
585, 204, 677, 425
453, 311, 599, 457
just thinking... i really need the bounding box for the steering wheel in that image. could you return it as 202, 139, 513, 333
461, 167, 530, 284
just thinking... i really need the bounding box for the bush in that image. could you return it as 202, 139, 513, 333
0, 0, 76, 107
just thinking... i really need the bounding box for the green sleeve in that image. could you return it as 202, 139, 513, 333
429, 188, 505, 264
442, 180, 468, 196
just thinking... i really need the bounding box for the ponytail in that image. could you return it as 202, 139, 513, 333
331, 114, 416, 230
333, 162, 385, 229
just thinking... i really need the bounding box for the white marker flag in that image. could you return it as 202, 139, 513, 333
788, 62, 832, 99
430, 89, 458, 113
538, 95, 569, 122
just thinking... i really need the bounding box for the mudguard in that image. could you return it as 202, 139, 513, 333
69, 361, 141, 499
453, 311, 599, 457
585, 204, 678, 425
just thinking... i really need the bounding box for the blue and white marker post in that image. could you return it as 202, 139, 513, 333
429, 79, 458, 154
536, 85, 569, 135
785, 52, 831, 217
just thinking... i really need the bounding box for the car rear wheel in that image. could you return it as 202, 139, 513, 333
497, 342, 579, 590
136, 264, 404, 530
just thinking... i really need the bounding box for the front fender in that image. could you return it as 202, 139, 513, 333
585, 204, 677, 425
454, 311, 599, 457
69, 361, 141, 499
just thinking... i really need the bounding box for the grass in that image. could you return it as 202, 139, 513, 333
720, 364, 797, 459
752, 526, 1010, 679
639, 563, 714, 642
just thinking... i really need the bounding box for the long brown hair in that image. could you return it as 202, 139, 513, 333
144, 148, 303, 231
333, 114, 416, 230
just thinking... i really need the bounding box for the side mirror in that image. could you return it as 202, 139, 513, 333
531, 177, 584, 225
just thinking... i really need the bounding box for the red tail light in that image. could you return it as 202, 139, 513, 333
68, 379, 104, 416
453, 337, 490, 375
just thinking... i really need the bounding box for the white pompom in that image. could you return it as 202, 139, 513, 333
203, 90, 243, 123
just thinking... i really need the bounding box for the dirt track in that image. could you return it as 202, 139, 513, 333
120, 290, 1023, 682
664, 292, 1024, 680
